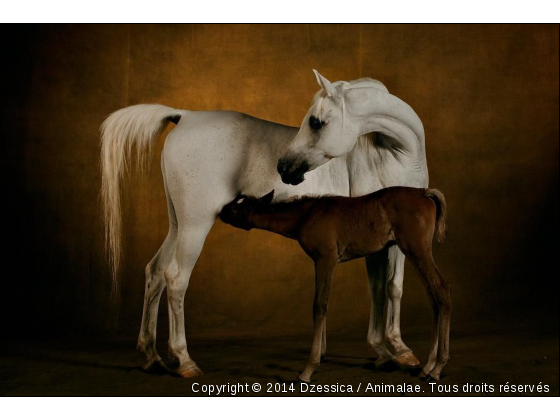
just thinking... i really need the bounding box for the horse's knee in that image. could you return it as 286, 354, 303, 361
145, 262, 166, 295
165, 262, 191, 303
387, 281, 403, 301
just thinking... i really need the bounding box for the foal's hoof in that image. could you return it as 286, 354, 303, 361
298, 374, 311, 383
395, 352, 421, 369
177, 364, 204, 378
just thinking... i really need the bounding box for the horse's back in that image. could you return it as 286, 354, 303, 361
161, 110, 298, 212
170, 110, 294, 139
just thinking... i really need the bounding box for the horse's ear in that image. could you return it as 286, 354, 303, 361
260, 190, 274, 205
313, 69, 339, 100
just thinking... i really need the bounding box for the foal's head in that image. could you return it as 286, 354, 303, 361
220, 190, 275, 230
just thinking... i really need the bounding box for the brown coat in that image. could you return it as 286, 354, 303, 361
220, 186, 450, 382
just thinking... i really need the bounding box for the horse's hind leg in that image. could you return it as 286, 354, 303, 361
165, 215, 215, 378
137, 227, 177, 372
137, 157, 177, 372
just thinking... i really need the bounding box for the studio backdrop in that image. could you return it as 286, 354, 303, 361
4, 24, 558, 340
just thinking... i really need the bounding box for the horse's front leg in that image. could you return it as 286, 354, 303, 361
299, 256, 336, 383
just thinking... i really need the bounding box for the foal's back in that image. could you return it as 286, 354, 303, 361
297, 187, 439, 262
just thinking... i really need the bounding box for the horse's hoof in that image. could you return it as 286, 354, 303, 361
177, 365, 204, 378
395, 352, 421, 369
142, 358, 169, 374
429, 372, 441, 381
374, 355, 394, 369
419, 369, 440, 381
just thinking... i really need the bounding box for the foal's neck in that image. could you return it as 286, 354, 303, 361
248, 200, 312, 239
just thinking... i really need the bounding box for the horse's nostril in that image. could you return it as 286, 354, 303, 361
277, 158, 288, 174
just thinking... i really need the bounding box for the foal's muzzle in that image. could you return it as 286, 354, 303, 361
277, 158, 309, 186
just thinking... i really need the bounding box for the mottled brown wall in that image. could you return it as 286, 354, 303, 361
3, 24, 558, 339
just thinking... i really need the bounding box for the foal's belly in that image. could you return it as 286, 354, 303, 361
338, 239, 397, 263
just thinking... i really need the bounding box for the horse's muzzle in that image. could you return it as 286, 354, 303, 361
277, 158, 309, 186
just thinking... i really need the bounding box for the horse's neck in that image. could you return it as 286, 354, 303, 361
346, 133, 429, 197
270, 150, 351, 201
353, 87, 426, 154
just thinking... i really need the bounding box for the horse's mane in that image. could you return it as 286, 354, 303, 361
311, 77, 389, 105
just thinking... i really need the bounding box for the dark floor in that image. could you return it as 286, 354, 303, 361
1, 327, 558, 396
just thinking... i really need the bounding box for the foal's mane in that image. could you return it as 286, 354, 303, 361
248, 194, 338, 214
280, 194, 336, 204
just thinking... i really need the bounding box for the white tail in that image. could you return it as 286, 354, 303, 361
100, 104, 182, 292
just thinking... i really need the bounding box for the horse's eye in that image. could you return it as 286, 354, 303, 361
309, 116, 324, 131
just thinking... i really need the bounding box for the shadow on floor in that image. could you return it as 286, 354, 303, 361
0, 327, 558, 396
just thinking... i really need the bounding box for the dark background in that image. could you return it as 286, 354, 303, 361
2, 24, 558, 344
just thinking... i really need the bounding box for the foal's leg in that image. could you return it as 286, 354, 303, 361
408, 251, 451, 380
299, 257, 336, 383
321, 319, 327, 357
385, 246, 420, 367
165, 215, 215, 378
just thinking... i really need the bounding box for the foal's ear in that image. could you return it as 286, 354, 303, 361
260, 190, 275, 205
312, 69, 339, 100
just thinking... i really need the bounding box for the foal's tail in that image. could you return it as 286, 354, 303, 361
425, 189, 448, 243
100, 104, 183, 292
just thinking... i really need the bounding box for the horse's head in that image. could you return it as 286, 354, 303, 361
220, 190, 275, 230
278, 70, 389, 185
277, 71, 356, 185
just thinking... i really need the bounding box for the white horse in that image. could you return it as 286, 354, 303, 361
100, 70, 428, 378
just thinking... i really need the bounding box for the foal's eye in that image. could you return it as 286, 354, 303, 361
309, 116, 324, 131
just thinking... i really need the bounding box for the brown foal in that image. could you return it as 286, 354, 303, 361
220, 186, 450, 382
